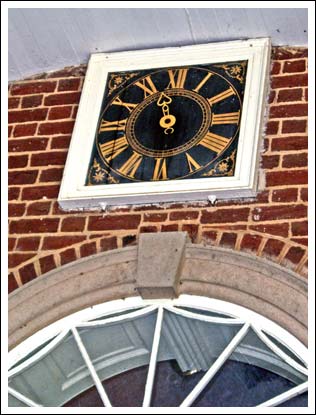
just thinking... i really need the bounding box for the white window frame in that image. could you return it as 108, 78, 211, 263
58, 38, 271, 210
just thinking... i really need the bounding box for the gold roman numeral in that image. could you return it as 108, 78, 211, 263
152, 158, 168, 180
99, 119, 127, 132
167, 69, 188, 89
135, 76, 158, 98
118, 152, 143, 178
207, 87, 235, 106
211, 111, 240, 125
99, 137, 129, 161
199, 132, 230, 153
193, 72, 213, 93
186, 153, 201, 173
112, 96, 137, 113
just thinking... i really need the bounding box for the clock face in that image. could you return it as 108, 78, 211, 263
87, 61, 247, 185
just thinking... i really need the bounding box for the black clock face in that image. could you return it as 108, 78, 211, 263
87, 61, 247, 185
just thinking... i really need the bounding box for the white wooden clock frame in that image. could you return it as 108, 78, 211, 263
58, 38, 271, 210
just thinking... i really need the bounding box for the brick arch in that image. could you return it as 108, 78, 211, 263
9, 229, 308, 294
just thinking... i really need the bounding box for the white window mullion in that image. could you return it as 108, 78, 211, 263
257, 381, 308, 407
71, 327, 112, 407
180, 322, 250, 407
8, 386, 42, 407
142, 306, 164, 407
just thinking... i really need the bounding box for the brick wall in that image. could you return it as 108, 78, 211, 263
8, 47, 308, 293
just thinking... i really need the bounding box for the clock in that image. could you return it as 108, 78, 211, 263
58, 38, 270, 210
87, 62, 245, 186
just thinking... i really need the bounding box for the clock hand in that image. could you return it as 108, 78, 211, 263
157, 92, 176, 135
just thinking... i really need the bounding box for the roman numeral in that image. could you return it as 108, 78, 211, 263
199, 132, 230, 153
99, 119, 127, 132
193, 72, 213, 93
152, 158, 168, 180
186, 153, 201, 173
135, 76, 158, 98
211, 111, 240, 125
112, 96, 137, 113
118, 152, 143, 178
167, 68, 188, 89
207, 87, 235, 106
99, 136, 129, 161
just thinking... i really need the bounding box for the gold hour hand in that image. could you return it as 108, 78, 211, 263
157, 92, 176, 135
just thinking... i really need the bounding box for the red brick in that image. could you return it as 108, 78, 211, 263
19, 262, 37, 284
9, 138, 48, 152
9, 108, 47, 123
262, 239, 284, 258
58, 78, 81, 91
282, 119, 307, 133
122, 235, 137, 247
8, 97, 20, 109
10, 218, 59, 234
300, 188, 308, 202
271, 61, 281, 75
220, 232, 237, 248
271, 188, 298, 203
140, 225, 158, 233
169, 211, 199, 221
283, 60, 306, 73
261, 155, 280, 169
8, 155, 28, 169
39, 255, 56, 274
100, 237, 118, 251
8, 274, 19, 293
9, 203, 26, 217
9, 237, 16, 251
304, 88, 308, 101
268, 90, 276, 104
9, 253, 35, 268
72, 106, 78, 118
250, 223, 289, 238
284, 246, 306, 264
182, 224, 199, 242
273, 48, 307, 60
266, 170, 307, 187
26, 201, 51, 216
271, 136, 307, 151
9, 187, 20, 200
133, 204, 166, 212
8, 170, 38, 185
80, 241, 97, 258
8, 125, 13, 137
282, 153, 308, 168
201, 230, 218, 242
161, 224, 178, 232
16, 237, 41, 251
48, 106, 73, 120
269, 104, 307, 119
38, 121, 75, 135
201, 208, 250, 224
61, 217, 86, 232
13, 123, 37, 137
21, 95, 43, 108
291, 221, 308, 236
60, 248, 77, 265
240, 234, 262, 252
265, 121, 279, 135
252, 205, 307, 222
292, 238, 308, 246
39, 168, 64, 182
51, 135, 72, 149
271, 74, 308, 89
42, 235, 86, 249
88, 215, 141, 231
278, 88, 303, 103
31, 151, 67, 166
22, 185, 59, 200
44, 92, 81, 106
11, 81, 56, 96
143, 213, 168, 222
206, 224, 247, 231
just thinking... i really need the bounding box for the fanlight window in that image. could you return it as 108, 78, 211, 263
8, 296, 308, 407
